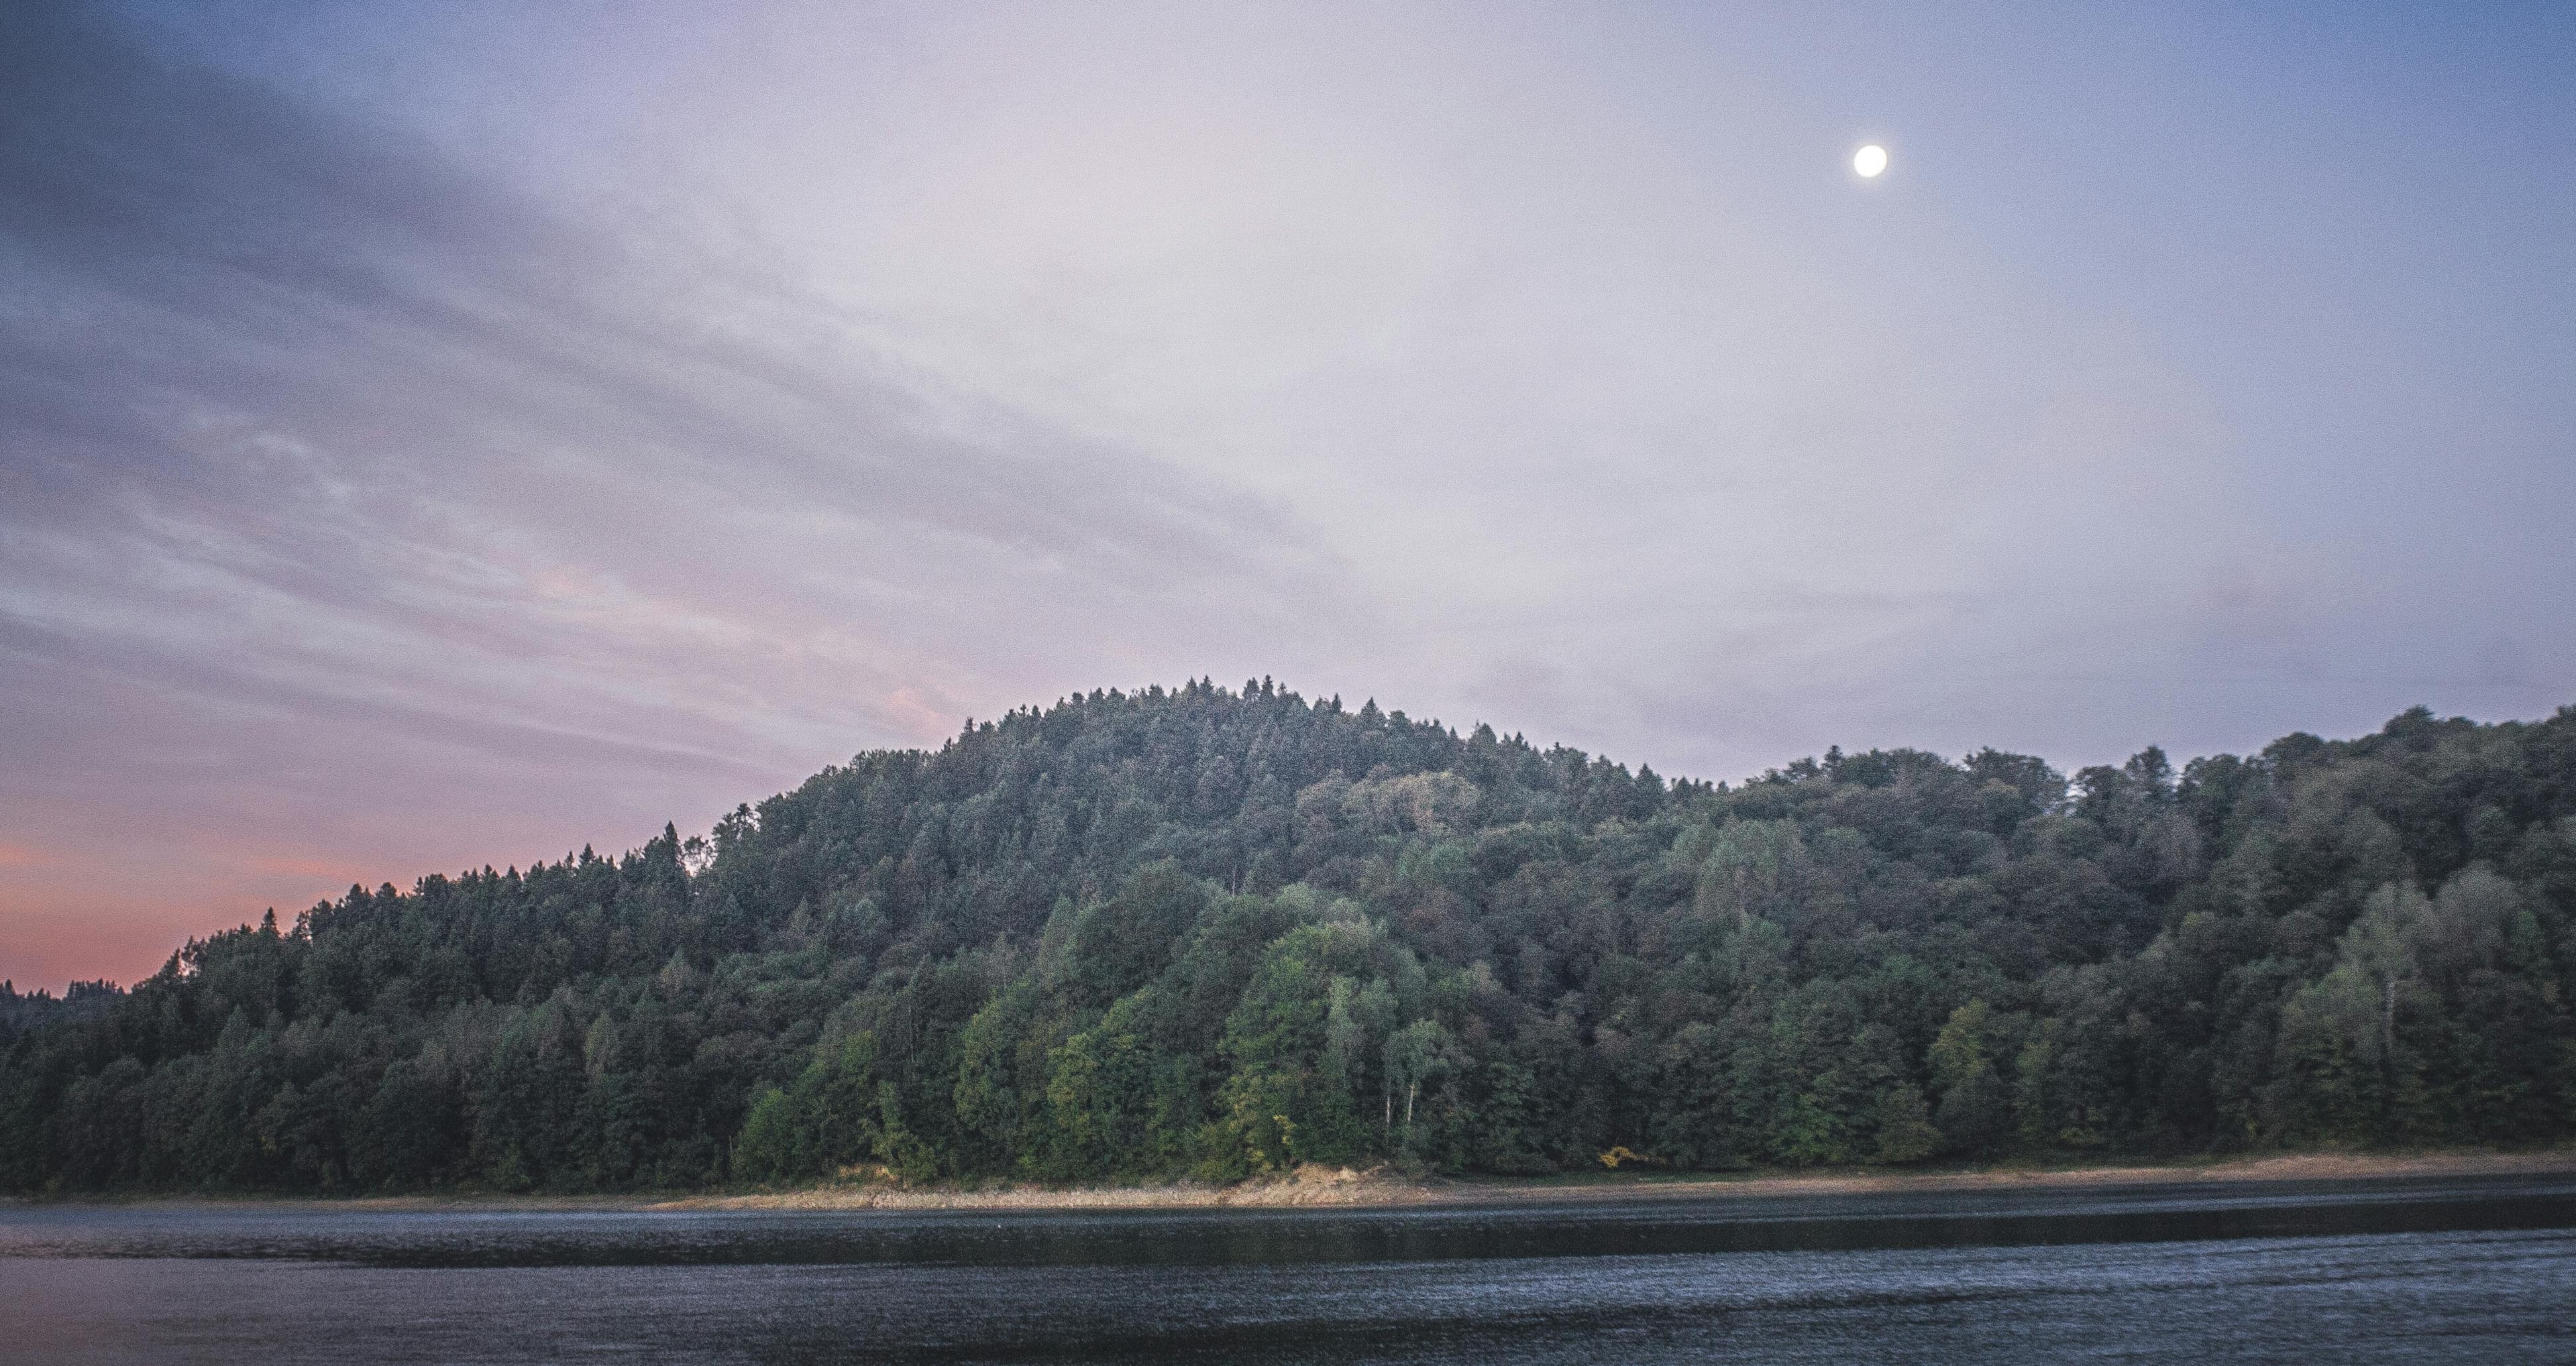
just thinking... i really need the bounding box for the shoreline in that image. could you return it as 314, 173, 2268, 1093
677, 1149, 2576, 1212
14, 1149, 2575, 1214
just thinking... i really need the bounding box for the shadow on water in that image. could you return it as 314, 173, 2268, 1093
5, 1176, 2575, 1363
5, 1172, 2575, 1268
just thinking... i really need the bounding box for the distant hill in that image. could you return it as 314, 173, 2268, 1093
6, 680, 2572, 1192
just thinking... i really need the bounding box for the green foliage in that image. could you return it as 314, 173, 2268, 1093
733, 1032, 883, 1183
5, 683, 2575, 1192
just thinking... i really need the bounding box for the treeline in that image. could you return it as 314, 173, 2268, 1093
4, 680, 2573, 1193
0, 980, 117, 1039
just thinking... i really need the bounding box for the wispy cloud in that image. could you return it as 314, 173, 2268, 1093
0, 6, 1362, 982
4, 1, 2569, 986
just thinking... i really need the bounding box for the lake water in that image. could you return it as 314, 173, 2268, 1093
5, 1175, 2573, 1363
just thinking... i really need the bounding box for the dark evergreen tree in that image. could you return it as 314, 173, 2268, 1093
5, 686, 2572, 1192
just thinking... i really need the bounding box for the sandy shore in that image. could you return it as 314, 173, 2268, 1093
13, 1149, 2569, 1214
659, 1149, 2576, 1213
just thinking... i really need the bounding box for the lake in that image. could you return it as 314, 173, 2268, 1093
5, 1175, 2573, 1363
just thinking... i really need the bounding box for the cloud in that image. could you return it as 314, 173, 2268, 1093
7, 0, 2569, 986
0, 5, 1362, 984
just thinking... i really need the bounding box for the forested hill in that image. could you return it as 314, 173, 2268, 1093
7, 681, 2575, 1194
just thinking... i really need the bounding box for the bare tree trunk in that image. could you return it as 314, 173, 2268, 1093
2382, 974, 2397, 1064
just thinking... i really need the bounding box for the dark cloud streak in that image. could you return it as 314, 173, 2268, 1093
0, 5, 1361, 985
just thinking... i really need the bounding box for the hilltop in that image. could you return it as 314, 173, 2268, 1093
5, 681, 2572, 1193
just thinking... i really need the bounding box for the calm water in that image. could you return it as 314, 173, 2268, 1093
5, 1176, 2573, 1363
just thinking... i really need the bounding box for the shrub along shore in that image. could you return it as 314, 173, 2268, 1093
11, 1150, 2571, 1212
686, 1148, 2576, 1210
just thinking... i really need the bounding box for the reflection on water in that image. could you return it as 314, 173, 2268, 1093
4, 1176, 2572, 1363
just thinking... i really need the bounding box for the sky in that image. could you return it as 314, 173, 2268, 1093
2, 0, 2570, 990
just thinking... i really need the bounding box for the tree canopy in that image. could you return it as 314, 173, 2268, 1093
7, 680, 2573, 1192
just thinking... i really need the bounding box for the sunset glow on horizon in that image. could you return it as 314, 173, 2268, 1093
4, 1, 2571, 991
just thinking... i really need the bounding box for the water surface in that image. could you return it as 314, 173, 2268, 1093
5, 1174, 2571, 1363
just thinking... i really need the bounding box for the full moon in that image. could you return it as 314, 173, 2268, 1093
1854, 144, 1888, 178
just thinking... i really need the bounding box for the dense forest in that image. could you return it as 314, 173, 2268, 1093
5, 681, 2573, 1194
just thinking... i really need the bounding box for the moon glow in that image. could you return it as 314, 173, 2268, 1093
1854, 144, 1888, 178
